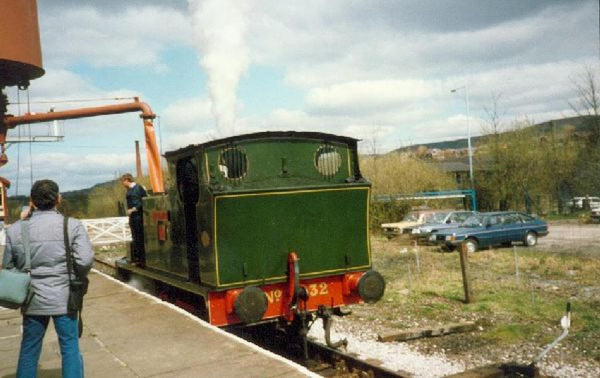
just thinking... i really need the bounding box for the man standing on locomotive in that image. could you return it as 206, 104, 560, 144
121, 173, 147, 266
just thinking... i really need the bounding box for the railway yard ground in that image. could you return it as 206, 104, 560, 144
325, 220, 600, 377
0, 270, 316, 378
1, 220, 598, 377
88, 220, 600, 377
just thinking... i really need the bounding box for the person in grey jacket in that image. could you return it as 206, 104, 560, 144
2, 179, 94, 378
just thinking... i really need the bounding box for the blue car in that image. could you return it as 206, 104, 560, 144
433, 211, 549, 253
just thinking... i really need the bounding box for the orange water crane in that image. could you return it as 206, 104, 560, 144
0, 0, 164, 194
1, 99, 165, 193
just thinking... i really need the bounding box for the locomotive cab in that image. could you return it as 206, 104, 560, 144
136, 131, 385, 328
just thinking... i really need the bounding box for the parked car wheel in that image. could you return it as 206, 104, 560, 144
464, 238, 478, 253
524, 232, 538, 247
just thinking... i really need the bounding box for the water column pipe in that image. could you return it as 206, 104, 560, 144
1, 97, 164, 193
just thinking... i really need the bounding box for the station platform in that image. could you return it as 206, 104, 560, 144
0, 270, 317, 378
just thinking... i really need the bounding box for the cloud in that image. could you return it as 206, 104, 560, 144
5, 70, 140, 111
160, 96, 217, 149
4, 69, 153, 142
161, 97, 213, 131
7, 0, 597, 193
245, 0, 595, 87
306, 80, 439, 115
450, 60, 593, 118
40, 5, 192, 69
163, 130, 219, 152
3, 151, 137, 195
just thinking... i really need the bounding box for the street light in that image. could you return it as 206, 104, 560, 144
451, 85, 474, 188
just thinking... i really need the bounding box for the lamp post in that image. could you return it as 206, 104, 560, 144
451, 85, 474, 188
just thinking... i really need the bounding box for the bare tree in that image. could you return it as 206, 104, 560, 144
569, 66, 600, 144
476, 92, 579, 214
569, 65, 600, 195
482, 92, 505, 136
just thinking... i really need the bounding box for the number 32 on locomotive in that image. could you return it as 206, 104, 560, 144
265, 282, 329, 304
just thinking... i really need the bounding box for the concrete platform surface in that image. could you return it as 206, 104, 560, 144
0, 271, 317, 378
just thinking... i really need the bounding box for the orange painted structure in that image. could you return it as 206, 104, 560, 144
207, 272, 365, 326
2, 98, 164, 193
0, 0, 45, 88
0, 177, 10, 221
0, 0, 164, 195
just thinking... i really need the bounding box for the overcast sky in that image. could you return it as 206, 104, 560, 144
3, 0, 598, 194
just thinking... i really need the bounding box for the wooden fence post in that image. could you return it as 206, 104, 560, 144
459, 242, 474, 303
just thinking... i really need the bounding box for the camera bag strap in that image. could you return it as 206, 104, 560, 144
20, 219, 35, 310
21, 219, 31, 272
63, 216, 83, 338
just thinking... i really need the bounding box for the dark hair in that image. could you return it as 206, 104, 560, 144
30, 179, 60, 210
121, 173, 134, 182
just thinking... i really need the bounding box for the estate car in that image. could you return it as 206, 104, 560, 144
433, 211, 548, 253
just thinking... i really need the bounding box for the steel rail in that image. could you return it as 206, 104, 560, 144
93, 257, 534, 378
307, 339, 411, 378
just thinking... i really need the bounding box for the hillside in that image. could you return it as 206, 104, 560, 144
6, 178, 124, 221
391, 115, 594, 154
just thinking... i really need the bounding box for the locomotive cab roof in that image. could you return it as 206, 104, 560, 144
164, 131, 366, 192
164, 131, 360, 158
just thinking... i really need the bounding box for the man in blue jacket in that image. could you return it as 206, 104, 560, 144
121, 173, 147, 266
3, 179, 94, 378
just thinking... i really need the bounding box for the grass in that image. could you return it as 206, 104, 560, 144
371, 237, 600, 362
94, 233, 600, 363
485, 323, 538, 343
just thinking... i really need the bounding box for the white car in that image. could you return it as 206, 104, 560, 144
571, 196, 600, 209
381, 210, 446, 238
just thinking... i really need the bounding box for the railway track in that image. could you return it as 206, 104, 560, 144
93, 257, 540, 378
93, 257, 408, 377
228, 321, 410, 378
306, 339, 411, 377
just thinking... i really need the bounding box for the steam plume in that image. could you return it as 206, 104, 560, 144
188, 0, 249, 137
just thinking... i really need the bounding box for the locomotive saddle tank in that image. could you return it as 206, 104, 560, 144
117, 131, 385, 339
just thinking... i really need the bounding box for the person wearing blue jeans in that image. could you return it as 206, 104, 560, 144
3, 180, 94, 377
18, 315, 83, 377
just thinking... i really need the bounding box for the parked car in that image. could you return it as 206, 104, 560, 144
591, 207, 600, 223
432, 212, 549, 253
381, 210, 441, 238
571, 196, 600, 210
410, 210, 477, 243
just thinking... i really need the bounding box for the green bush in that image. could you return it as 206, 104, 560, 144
360, 153, 458, 230
370, 200, 412, 229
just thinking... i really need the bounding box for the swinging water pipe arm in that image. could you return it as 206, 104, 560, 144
1, 97, 164, 193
